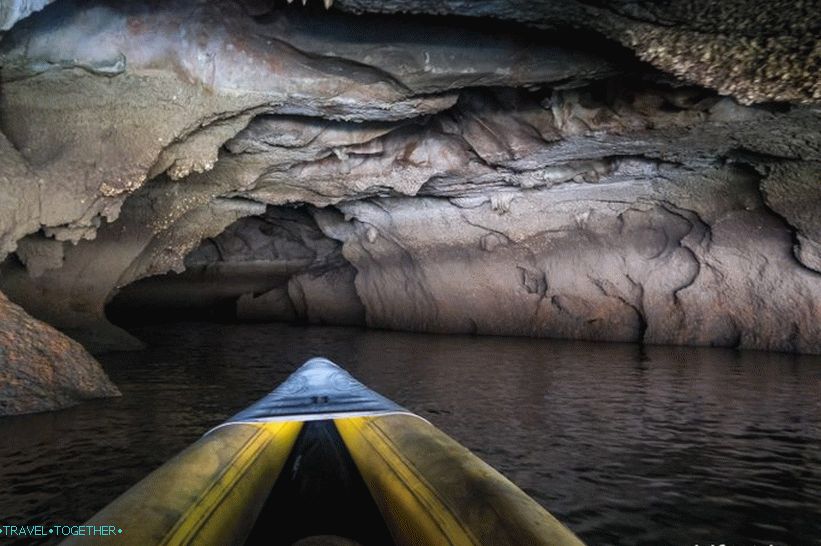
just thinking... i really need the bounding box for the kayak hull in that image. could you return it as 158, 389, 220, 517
62, 359, 584, 546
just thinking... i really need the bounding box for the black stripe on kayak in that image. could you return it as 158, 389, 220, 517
244, 420, 395, 545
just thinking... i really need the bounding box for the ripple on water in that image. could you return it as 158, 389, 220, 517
0, 322, 819, 546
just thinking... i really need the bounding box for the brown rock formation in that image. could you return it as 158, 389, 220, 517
0, 291, 119, 416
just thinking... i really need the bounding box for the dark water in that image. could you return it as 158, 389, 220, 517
0, 322, 819, 546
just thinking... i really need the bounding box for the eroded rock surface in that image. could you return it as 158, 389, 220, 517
0, 291, 119, 415
0, 0, 611, 251
335, 0, 821, 104
0, 0, 54, 30
0, 0, 819, 365
325, 165, 821, 353
96, 80, 819, 354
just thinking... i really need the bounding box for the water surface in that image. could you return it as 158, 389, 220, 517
0, 322, 819, 545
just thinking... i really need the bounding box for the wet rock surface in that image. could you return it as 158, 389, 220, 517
0, 0, 819, 372
0, 291, 119, 416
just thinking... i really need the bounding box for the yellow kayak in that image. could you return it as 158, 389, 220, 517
63, 358, 584, 545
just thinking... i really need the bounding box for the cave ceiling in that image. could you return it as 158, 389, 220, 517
0, 0, 819, 361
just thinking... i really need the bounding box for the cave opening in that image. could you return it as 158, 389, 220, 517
105, 204, 365, 328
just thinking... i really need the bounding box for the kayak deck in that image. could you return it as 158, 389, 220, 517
62, 358, 584, 546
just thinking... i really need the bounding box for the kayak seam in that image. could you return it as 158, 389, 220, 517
361, 418, 480, 545
158, 425, 273, 546
206, 410, 425, 435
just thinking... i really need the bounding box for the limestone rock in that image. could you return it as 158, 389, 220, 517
0, 0, 54, 30
335, 0, 821, 104
0, 0, 818, 359
0, 0, 611, 252
0, 131, 40, 257
0, 290, 119, 416
326, 165, 821, 353
760, 161, 821, 273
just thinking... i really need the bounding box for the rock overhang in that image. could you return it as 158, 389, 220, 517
0, 0, 817, 374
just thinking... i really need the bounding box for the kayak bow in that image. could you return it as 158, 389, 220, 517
63, 358, 584, 546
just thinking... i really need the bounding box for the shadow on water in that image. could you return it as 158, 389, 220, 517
0, 322, 819, 545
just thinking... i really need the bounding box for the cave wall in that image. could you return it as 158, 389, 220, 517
114, 153, 820, 354
326, 165, 821, 353
0, 0, 818, 402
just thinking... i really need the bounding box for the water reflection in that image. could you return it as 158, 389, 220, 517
0, 322, 819, 545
